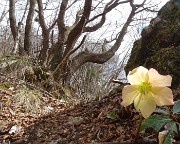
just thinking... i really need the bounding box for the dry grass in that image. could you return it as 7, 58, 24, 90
13, 85, 43, 114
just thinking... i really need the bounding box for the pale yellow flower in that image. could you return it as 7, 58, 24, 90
121, 66, 174, 118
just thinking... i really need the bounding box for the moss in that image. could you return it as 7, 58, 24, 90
24, 66, 50, 83
159, 0, 180, 22
0, 82, 13, 89
145, 47, 180, 88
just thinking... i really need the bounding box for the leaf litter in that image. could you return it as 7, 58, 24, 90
0, 75, 179, 144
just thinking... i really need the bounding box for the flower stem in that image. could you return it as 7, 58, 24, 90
134, 114, 143, 144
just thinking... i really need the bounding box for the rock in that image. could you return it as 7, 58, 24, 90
125, 0, 180, 88
66, 116, 84, 126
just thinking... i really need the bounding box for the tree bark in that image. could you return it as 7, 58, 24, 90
36, 0, 50, 64
47, 0, 69, 70
9, 0, 18, 54
53, 0, 92, 84
9, 0, 17, 41
24, 0, 36, 55
63, 0, 92, 57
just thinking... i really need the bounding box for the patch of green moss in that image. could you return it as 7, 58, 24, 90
159, 0, 180, 23
24, 66, 50, 83
0, 82, 13, 90
145, 47, 180, 88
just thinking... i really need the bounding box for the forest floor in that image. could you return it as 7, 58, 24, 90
0, 76, 180, 144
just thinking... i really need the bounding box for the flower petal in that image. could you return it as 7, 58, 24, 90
134, 94, 156, 118
127, 66, 149, 85
151, 87, 174, 106
148, 68, 172, 86
121, 85, 139, 107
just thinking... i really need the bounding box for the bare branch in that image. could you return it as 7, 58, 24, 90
66, 0, 79, 10
71, 1, 137, 73
135, 0, 146, 7
20, 1, 29, 24
83, 0, 129, 32
87, 0, 116, 23
0, 1, 8, 24
91, 0, 104, 11
135, 6, 159, 14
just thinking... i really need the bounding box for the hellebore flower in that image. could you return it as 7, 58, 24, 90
121, 66, 174, 118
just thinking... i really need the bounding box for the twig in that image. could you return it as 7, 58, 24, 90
112, 79, 124, 85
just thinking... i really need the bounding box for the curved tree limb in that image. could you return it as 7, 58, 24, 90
70, 1, 137, 74
63, 0, 92, 57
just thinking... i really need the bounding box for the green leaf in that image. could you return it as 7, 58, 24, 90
173, 101, 180, 114
106, 111, 116, 120
140, 115, 172, 132
154, 108, 169, 115
163, 131, 173, 144
166, 122, 178, 133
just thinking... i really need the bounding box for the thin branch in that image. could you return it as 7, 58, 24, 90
0, 1, 8, 23
69, 35, 87, 55
83, 0, 129, 32
20, 0, 29, 24
66, 0, 79, 10
135, 6, 158, 14
86, 0, 115, 23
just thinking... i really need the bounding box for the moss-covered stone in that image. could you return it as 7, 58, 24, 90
145, 47, 180, 88
125, 0, 180, 88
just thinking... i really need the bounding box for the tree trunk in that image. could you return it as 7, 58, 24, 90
47, 41, 64, 70
9, 0, 18, 54
36, 0, 50, 64
24, 0, 36, 55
